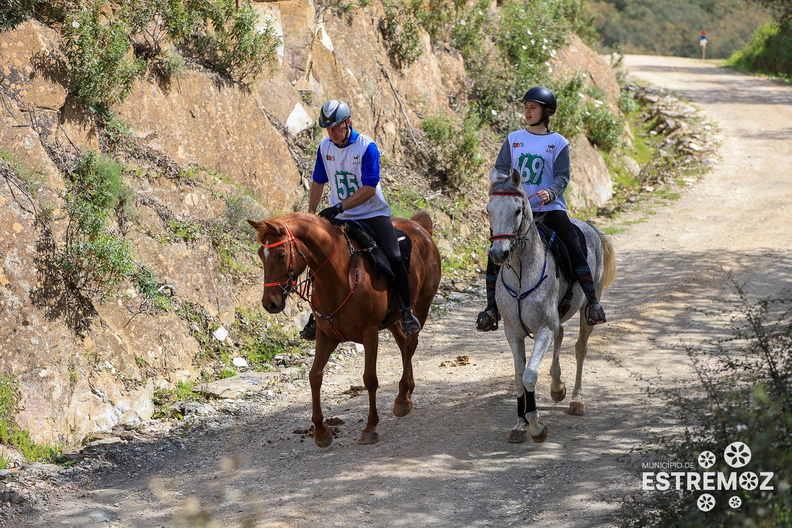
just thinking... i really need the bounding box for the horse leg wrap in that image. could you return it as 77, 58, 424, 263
517, 391, 537, 419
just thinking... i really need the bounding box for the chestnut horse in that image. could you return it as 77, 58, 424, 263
248, 212, 441, 447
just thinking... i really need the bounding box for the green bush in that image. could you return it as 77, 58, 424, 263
380, 0, 424, 68
0, 0, 41, 30
582, 100, 623, 152
460, 0, 589, 130
620, 287, 792, 527
728, 20, 792, 80
0, 376, 59, 465
421, 112, 486, 189
58, 151, 136, 301
187, 0, 281, 84
549, 76, 586, 139
61, 0, 146, 119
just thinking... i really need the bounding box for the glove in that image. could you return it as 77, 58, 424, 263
318, 203, 343, 221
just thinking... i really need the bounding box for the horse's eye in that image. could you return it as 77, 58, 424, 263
515, 210, 521, 218
277, 251, 286, 261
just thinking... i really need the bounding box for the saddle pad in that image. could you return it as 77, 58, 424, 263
332, 219, 412, 286
535, 220, 587, 283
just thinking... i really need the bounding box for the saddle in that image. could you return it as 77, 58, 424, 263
534, 217, 588, 319
330, 219, 413, 286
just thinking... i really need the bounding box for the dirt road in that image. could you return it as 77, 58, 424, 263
15, 56, 792, 527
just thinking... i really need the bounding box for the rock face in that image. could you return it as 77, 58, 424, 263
0, 3, 622, 444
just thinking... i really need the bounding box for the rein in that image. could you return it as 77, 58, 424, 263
489, 190, 550, 338
261, 223, 358, 341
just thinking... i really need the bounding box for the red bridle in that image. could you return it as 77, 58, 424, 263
488, 190, 541, 242
259, 222, 357, 341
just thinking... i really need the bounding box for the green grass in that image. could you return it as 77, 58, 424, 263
152, 380, 205, 419
0, 376, 61, 467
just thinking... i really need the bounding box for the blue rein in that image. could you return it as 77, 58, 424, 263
499, 228, 556, 339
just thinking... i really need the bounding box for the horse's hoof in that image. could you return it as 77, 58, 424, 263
569, 401, 585, 415
551, 386, 567, 402
508, 429, 527, 443
393, 401, 413, 417
531, 423, 548, 443
314, 431, 333, 448
358, 431, 380, 445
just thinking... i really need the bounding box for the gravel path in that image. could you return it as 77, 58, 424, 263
6, 55, 792, 528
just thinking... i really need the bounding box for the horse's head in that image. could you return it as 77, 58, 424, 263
247, 218, 307, 314
487, 168, 530, 265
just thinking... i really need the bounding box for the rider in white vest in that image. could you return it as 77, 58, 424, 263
477, 87, 607, 331
303, 100, 421, 338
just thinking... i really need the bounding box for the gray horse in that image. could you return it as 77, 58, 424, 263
487, 168, 616, 443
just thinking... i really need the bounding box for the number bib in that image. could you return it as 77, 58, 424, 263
507, 129, 569, 212
318, 133, 391, 220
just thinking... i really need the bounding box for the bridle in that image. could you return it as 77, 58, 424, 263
488, 189, 541, 248
261, 223, 307, 293
488, 189, 553, 338
260, 222, 357, 341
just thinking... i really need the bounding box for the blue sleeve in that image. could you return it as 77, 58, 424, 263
360, 142, 381, 187
312, 146, 328, 184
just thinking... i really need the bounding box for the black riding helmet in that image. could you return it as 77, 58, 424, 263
520, 86, 557, 116
319, 100, 351, 128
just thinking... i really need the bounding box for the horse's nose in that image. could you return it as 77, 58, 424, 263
262, 293, 284, 314
490, 247, 509, 265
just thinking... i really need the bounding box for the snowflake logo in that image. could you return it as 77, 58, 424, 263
697, 493, 716, 512
729, 496, 742, 509
724, 442, 752, 468
698, 450, 716, 469
739, 472, 758, 490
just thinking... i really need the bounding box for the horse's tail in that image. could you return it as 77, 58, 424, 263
597, 228, 616, 294
410, 211, 434, 236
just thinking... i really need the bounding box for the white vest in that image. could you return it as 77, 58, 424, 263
318, 134, 391, 220
506, 129, 569, 212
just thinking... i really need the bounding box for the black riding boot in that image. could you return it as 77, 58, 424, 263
575, 264, 606, 325
476, 256, 501, 331
300, 312, 317, 340
390, 257, 421, 336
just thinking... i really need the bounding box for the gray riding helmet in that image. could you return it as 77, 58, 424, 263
319, 100, 351, 128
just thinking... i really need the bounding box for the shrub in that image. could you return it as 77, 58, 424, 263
420, 112, 486, 189
549, 76, 586, 140
461, 0, 589, 131
61, 0, 146, 119
380, 0, 424, 68
0, 376, 59, 465
582, 100, 623, 152
58, 151, 136, 301
187, 0, 281, 84
0, 0, 40, 30
620, 286, 792, 527
727, 20, 792, 80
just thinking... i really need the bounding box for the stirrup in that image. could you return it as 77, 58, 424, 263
400, 309, 421, 336
300, 313, 317, 340
585, 302, 606, 326
476, 306, 500, 332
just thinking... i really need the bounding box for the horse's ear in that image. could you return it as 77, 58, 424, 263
248, 219, 280, 232
510, 169, 521, 188
488, 167, 508, 184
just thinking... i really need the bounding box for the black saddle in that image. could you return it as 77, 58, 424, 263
331, 219, 412, 286
535, 217, 588, 318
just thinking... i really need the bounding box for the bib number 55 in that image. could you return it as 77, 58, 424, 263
335, 171, 360, 200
